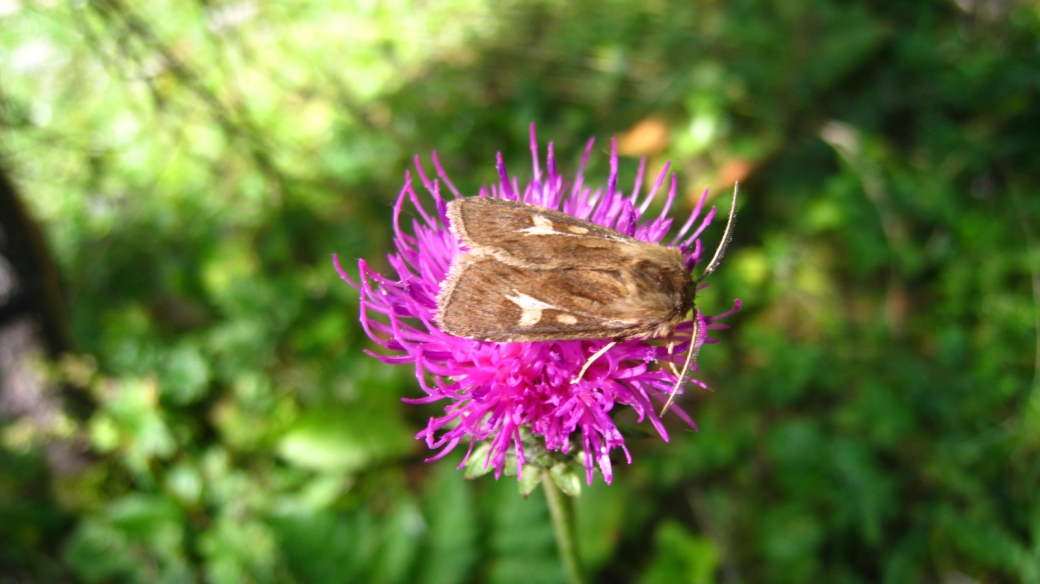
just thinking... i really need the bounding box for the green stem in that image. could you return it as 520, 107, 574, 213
543, 470, 584, 584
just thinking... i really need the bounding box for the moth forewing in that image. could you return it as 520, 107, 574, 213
438, 199, 692, 341
436, 253, 687, 342
445, 197, 642, 270
436, 194, 728, 417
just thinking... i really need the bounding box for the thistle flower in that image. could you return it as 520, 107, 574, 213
335, 125, 739, 484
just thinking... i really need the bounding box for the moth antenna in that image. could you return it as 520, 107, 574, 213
660, 318, 702, 417
572, 341, 618, 384
696, 182, 739, 284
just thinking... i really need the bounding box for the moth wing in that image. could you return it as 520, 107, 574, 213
436, 254, 677, 342
447, 197, 641, 269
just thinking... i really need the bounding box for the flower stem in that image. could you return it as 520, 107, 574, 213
543, 470, 584, 584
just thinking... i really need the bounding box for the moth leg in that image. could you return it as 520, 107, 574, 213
572, 341, 618, 384
665, 333, 680, 377
660, 318, 703, 417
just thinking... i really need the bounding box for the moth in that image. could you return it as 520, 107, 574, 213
436, 186, 738, 415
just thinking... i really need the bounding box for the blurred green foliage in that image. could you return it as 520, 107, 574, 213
2, 0, 1040, 582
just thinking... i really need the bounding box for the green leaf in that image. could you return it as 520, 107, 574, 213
161, 343, 210, 405
371, 498, 425, 584
269, 510, 375, 584
638, 521, 719, 584
486, 478, 566, 584
464, 442, 494, 479
575, 479, 625, 571
418, 459, 478, 584
502, 454, 518, 478
277, 407, 413, 473
518, 465, 542, 498
199, 515, 278, 584
549, 463, 581, 498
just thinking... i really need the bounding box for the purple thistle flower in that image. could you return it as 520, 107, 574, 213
335, 125, 740, 485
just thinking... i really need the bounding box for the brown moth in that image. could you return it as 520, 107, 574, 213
435, 187, 737, 415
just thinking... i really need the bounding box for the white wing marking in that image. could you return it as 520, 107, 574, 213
519, 214, 559, 236
505, 291, 557, 327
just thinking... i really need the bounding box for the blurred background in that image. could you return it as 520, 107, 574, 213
1, 1, 1039, 582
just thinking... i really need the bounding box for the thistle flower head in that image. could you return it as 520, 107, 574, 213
335, 125, 739, 484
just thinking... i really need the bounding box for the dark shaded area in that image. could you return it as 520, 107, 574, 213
0, 163, 78, 582
0, 164, 73, 356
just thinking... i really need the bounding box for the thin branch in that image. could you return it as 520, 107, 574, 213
543, 472, 584, 584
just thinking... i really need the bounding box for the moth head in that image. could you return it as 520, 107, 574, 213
662, 183, 739, 417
